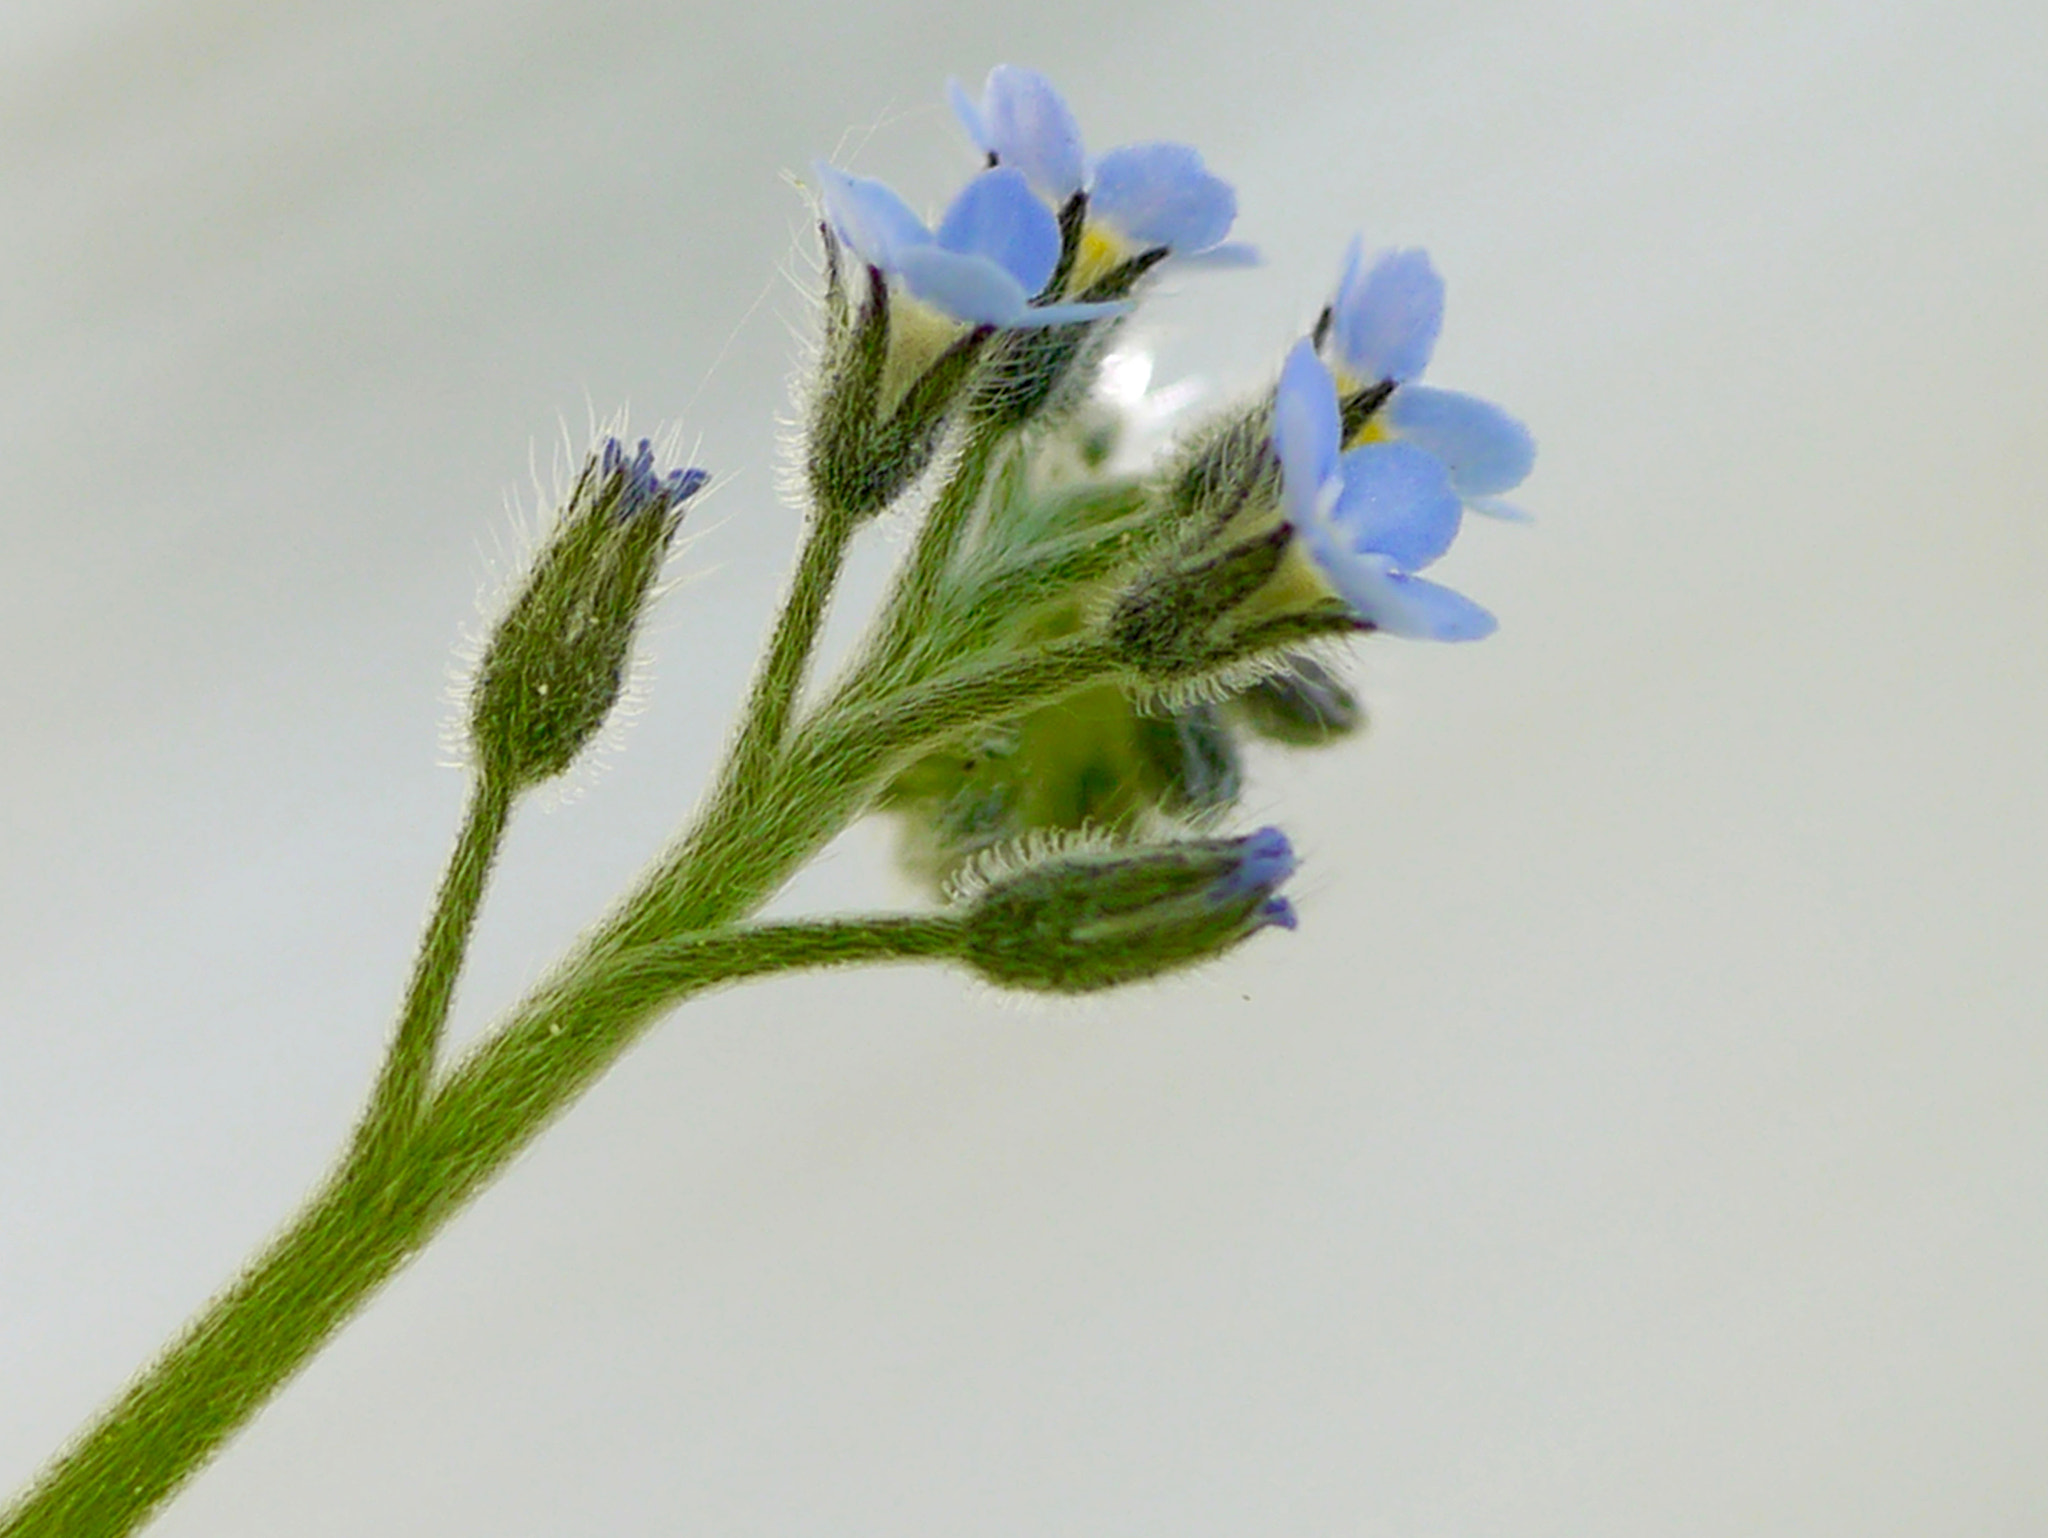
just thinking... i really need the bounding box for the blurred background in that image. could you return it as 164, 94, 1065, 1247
3, 1, 2045, 1532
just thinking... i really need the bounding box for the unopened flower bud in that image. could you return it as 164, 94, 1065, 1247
1228, 656, 1364, 747
469, 438, 706, 788
959, 828, 1297, 993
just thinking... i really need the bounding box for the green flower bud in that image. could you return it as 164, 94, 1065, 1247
1151, 401, 1279, 540
1106, 524, 1293, 677
468, 438, 705, 789
958, 828, 1297, 993
1227, 656, 1365, 747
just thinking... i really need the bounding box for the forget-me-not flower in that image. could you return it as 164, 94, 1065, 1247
1321, 240, 1536, 520
815, 162, 1122, 330
949, 65, 1246, 291
1274, 339, 1496, 642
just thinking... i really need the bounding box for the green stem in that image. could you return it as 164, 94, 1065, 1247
5, 554, 1123, 1538
0, 916, 963, 1538
860, 426, 1002, 685
418, 916, 962, 1207
353, 771, 515, 1166
723, 507, 856, 796
607, 636, 1122, 950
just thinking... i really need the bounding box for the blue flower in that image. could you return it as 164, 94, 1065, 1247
1274, 339, 1496, 642
815, 162, 1122, 329
948, 65, 1246, 285
1323, 240, 1535, 520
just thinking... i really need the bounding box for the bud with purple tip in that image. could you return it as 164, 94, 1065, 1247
469, 437, 707, 788
959, 827, 1298, 993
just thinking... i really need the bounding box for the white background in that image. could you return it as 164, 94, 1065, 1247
4, 1, 2045, 1532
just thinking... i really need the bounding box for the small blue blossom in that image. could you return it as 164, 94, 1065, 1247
1380, 387, 1536, 517
598, 436, 709, 523
815, 162, 1121, 329
949, 65, 1246, 280
1324, 239, 1535, 519
1274, 339, 1496, 642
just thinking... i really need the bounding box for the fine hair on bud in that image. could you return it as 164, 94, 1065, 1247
468, 437, 707, 789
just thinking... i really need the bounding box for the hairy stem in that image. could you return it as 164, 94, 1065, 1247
723, 507, 856, 796
352, 771, 515, 1165
861, 426, 1002, 684
0, 916, 962, 1538
608, 636, 1122, 949
5, 525, 1124, 1538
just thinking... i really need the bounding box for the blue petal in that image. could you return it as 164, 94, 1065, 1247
1257, 896, 1299, 932
1307, 544, 1496, 641
1089, 143, 1237, 254
947, 77, 991, 151
1329, 441, 1463, 570
893, 245, 1031, 326
1357, 567, 1497, 641
1384, 386, 1535, 497
962, 65, 1086, 201
1466, 495, 1534, 523
814, 163, 931, 271
1330, 241, 1443, 384
1273, 340, 1342, 526
934, 166, 1060, 297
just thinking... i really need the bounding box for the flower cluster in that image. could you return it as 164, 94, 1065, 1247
948, 65, 1246, 291
805, 67, 1262, 511
7, 68, 1548, 1534
839, 66, 1534, 888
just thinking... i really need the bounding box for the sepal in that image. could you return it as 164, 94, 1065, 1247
806, 255, 992, 524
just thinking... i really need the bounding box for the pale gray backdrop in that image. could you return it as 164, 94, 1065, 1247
4, 0, 2045, 1533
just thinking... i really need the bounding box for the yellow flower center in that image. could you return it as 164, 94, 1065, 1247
1346, 415, 1392, 451
1069, 222, 1139, 292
